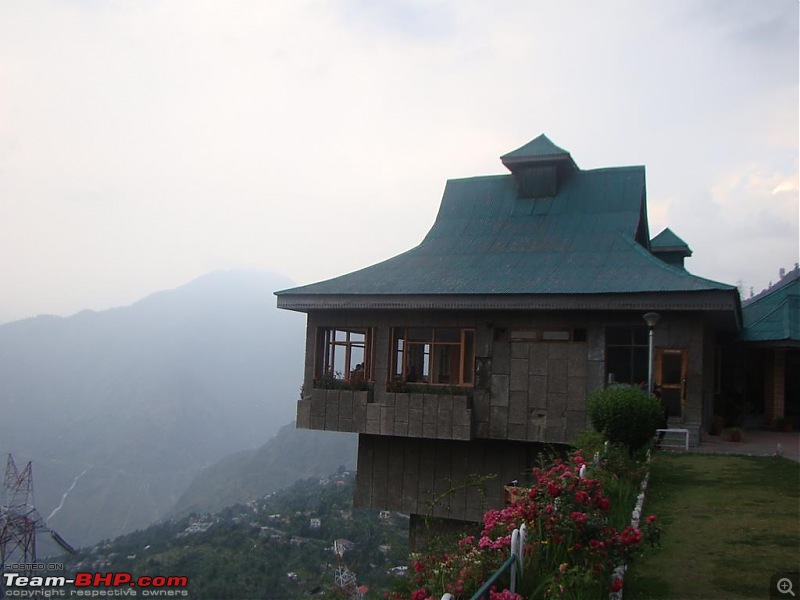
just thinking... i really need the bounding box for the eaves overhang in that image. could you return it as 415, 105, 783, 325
276, 290, 742, 332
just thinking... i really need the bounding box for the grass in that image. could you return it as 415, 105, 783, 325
625, 453, 800, 599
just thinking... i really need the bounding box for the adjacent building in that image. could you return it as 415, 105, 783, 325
276, 134, 742, 533
721, 265, 800, 427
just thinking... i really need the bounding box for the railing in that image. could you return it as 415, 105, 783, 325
440, 524, 527, 600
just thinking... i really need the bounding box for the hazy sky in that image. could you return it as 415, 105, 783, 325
1, 0, 797, 324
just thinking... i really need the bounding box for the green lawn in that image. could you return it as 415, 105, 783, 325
625, 453, 800, 599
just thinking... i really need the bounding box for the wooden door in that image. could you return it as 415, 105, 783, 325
656, 348, 687, 418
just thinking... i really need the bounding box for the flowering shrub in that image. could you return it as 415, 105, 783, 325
391, 448, 657, 599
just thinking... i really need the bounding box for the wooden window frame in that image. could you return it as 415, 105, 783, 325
390, 327, 475, 387
316, 327, 374, 382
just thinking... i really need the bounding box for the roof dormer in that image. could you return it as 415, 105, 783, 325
650, 227, 692, 269
500, 134, 578, 198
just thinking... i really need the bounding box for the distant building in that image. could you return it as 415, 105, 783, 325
309, 517, 321, 529
277, 134, 741, 540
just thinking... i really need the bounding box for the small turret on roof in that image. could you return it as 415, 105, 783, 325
650, 227, 692, 268
500, 134, 578, 198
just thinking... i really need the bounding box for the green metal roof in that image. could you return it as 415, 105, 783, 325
739, 267, 800, 343
500, 133, 578, 170
277, 139, 736, 299
650, 228, 692, 255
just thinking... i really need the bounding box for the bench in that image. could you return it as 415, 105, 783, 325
656, 428, 690, 451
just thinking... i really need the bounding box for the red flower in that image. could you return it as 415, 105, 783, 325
646, 514, 657, 524
610, 578, 623, 592
411, 589, 429, 600
570, 511, 589, 525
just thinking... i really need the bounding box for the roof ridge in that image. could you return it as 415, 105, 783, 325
742, 266, 800, 306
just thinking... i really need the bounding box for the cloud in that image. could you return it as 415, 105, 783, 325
0, 1, 796, 323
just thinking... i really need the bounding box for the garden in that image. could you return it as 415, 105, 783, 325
388, 384, 665, 600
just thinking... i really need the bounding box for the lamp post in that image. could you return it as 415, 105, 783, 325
643, 312, 660, 394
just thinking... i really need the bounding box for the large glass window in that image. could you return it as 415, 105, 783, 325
605, 326, 648, 385
391, 327, 475, 386
316, 327, 373, 383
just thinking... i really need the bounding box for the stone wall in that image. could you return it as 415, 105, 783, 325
353, 434, 544, 522
297, 389, 472, 441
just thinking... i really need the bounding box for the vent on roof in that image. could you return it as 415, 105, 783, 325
500, 134, 578, 199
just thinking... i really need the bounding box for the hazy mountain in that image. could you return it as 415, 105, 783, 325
0, 270, 306, 551
172, 421, 358, 516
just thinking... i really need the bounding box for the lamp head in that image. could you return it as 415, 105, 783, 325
643, 312, 661, 328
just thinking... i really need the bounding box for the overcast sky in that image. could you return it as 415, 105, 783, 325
1, 0, 797, 324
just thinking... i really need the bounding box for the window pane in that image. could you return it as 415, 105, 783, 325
662, 352, 682, 385
393, 331, 405, 378
632, 347, 649, 385
542, 330, 570, 341
632, 327, 648, 346
435, 328, 460, 343
349, 331, 365, 344
511, 330, 538, 341
606, 327, 630, 345
432, 344, 460, 384
349, 346, 364, 370
332, 347, 346, 376
606, 347, 632, 384
407, 328, 432, 342
462, 331, 475, 384
406, 343, 427, 381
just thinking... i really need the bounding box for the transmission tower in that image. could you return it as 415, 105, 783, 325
0, 454, 76, 572
0, 454, 41, 567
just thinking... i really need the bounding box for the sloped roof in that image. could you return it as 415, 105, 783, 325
277, 135, 739, 325
650, 228, 692, 256
739, 267, 800, 343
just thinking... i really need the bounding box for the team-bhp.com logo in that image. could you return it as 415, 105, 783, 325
3, 572, 188, 597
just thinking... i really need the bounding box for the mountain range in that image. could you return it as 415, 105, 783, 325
0, 270, 313, 550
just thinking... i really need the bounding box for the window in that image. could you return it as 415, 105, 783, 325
316, 327, 373, 382
391, 327, 475, 386
510, 328, 587, 342
605, 326, 648, 385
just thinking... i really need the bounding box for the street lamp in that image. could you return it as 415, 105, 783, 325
643, 312, 660, 394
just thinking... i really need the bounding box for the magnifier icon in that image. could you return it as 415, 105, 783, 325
778, 578, 796, 596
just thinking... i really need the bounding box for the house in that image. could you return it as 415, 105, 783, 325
276, 134, 741, 537
309, 517, 321, 529
720, 265, 799, 427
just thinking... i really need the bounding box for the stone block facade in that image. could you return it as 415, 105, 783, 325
295, 309, 718, 518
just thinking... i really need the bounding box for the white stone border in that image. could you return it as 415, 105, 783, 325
610, 451, 651, 600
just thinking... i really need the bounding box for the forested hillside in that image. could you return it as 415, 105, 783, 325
58, 472, 409, 599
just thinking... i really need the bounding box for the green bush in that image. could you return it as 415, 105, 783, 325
587, 384, 666, 452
